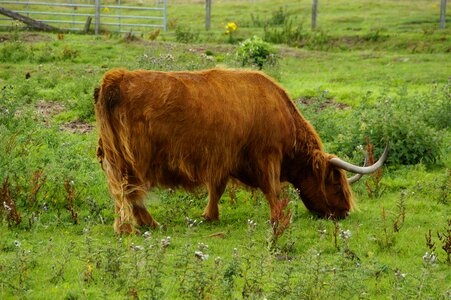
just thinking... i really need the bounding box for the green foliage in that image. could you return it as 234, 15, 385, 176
300, 83, 449, 165
135, 51, 215, 71
263, 19, 332, 50
362, 29, 390, 42
358, 85, 448, 165
0, 41, 80, 63
0, 41, 28, 62
235, 36, 278, 69
268, 6, 290, 26
175, 25, 200, 43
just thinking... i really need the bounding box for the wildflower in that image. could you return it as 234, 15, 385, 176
143, 231, 151, 239
14, 240, 21, 247
161, 236, 171, 249
422, 251, 437, 265
194, 250, 209, 261
185, 216, 202, 227
339, 229, 352, 240
131, 244, 145, 251
225, 22, 237, 34
247, 219, 257, 230
197, 242, 208, 251
3, 201, 11, 211
394, 269, 407, 278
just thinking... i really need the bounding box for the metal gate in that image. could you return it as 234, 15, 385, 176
0, 0, 166, 33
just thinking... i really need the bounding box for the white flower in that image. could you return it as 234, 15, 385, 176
3, 201, 11, 211
161, 236, 171, 249
340, 229, 352, 240
422, 251, 437, 265
394, 269, 407, 278
194, 250, 209, 261
131, 244, 144, 251
198, 243, 208, 251
14, 240, 21, 247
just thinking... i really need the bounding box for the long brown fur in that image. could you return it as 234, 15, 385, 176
94, 68, 354, 234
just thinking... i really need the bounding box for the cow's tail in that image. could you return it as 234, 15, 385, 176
94, 69, 135, 174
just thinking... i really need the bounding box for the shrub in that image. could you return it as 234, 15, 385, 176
269, 6, 289, 26
300, 83, 448, 165
175, 26, 199, 43
235, 36, 278, 70
263, 18, 333, 50
357, 86, 447, 165
0, 41, 28, 62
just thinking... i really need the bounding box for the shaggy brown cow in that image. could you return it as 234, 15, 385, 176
94, 68, 388, 234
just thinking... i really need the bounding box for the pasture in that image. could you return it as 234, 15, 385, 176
0, 0, 450, 299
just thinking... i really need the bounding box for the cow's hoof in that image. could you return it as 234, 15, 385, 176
140, 220, 160, 231
114, 222, 136, 235
202, 213, 219, 222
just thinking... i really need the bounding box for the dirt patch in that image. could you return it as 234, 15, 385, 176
0, 33, 52, 43
35, 100, 65, 118
295, 97, 351, 111
34, 100, 65, 126
60, 120, 94, 134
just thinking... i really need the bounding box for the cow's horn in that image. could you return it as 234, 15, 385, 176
347, 150, 369, 184
331, 142, 390, 174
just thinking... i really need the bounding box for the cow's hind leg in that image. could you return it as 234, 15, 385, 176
113, 183, 158, 234
130, 190, 159, 230
203, 179, 228, 221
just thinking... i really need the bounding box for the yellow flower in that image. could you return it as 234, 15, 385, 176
225, 22, 237, 33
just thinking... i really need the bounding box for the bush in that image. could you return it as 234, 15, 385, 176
235, 36, 278, 70
300, 84, 448, 165
175, 26, 199, 43
0, 41, 28, 62
357, 86, 447, 165
264, 19, 333, 50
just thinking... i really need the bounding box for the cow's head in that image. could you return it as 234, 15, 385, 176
295, 143, 389, 218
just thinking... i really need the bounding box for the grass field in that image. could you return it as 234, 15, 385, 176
0, 0, 450, 299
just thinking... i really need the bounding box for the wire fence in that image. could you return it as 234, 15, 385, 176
0, 0, 167, 33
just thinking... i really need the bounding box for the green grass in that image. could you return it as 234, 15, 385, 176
0, 0, 450, 298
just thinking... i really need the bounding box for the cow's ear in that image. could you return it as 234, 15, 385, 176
93, 87, 100, 104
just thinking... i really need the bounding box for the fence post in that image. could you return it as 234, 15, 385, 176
440, 0, 447, 29
311, 0, 318, 30
206, 0, 211, 31
163, 0, 167, 32
95, 0, 100, 35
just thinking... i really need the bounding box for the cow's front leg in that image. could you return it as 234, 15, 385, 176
203, 179, 228, 221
